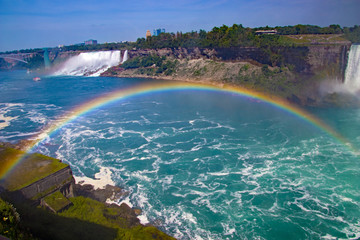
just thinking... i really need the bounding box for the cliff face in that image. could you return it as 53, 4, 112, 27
306, 45, 349, 80
127, 43, 350, 77
104, 43, 351, 105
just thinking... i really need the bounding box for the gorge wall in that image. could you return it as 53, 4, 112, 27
125, 44, 350, 79
102, 42, 351, 105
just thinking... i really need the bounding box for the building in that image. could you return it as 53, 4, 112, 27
85, 39, 98, 45
153, 28, 165, 36
255, 30, 278, 35
146, 30, 152, 38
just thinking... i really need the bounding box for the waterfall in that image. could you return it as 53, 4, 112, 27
53, 50, 121, 76
344, 44, 360, 93
121, 50, 128, 64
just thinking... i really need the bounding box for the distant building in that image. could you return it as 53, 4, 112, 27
146, 30, 152, 38
85, 39, 98, 45
153, 28, 165, 36
255, 30, 278, 35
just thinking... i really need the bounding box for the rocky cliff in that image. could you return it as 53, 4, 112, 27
103, 42, 351, 105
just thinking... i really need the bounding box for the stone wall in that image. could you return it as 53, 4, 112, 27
20, 166, 74, 200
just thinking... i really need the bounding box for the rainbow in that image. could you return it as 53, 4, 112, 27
0, 81, 356, 179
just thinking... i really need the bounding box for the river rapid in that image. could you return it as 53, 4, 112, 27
1, 71, 360, 239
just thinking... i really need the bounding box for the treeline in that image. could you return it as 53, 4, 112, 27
135, 24, 292, 49
135, 24, 359, 49
2, 24, 359, 55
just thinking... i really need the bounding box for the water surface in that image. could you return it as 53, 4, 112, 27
1, 71, 359, 239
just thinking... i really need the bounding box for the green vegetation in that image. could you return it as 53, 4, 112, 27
273, 24, 343, 35
43, 191, 72, 213
122, 55, 178, 76
343, 25, 360, 43
0, 194, 119, 240
136, 24, 294, 49
59, 197, 173, 239
0, 147, 68, 191
59, 196, 174, 239
134, 24, 358, 50
0, 198, 36, 239
1, 194, 175, 240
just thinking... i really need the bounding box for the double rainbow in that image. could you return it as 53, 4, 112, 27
0, 81, 355, 179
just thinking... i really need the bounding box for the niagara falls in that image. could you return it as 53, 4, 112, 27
1, 1, 360, 239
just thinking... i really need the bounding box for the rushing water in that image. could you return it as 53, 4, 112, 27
1, 71, 360, 239
344, 44, 360, 92
53, 50, 124, 76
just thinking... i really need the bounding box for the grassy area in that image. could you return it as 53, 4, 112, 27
285, 34, 349, 44
1, 193, 175, 240
0, 146, 68, 191
43, 191, 72, 213
60, 196, 175, 239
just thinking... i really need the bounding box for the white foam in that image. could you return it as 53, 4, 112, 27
208, 172, 229, 176
0, 106, 19, 130
183, 211, 197, 224
118, 195, 134, 208
137, 214, 150, 225
75, 166, 115, 189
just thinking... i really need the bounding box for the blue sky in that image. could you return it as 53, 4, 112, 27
0, 0, 359, 52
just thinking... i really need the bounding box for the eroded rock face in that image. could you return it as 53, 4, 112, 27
73, 183, 127, 203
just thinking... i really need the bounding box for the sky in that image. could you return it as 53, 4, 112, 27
0, 0, 359, 52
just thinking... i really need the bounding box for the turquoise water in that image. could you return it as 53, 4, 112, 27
1, 71, 360, 239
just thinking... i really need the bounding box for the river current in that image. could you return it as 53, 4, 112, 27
1, 71, 359, 239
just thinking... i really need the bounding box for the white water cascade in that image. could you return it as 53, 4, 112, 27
53, 50, 121, 77
121, 50, 128, 64
344, 44, 360, 93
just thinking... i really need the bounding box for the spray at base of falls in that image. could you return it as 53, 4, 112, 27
53, 50, 128, 77
320, 44, 360, 96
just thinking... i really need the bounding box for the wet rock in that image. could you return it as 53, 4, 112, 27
74, 183, 127, 203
